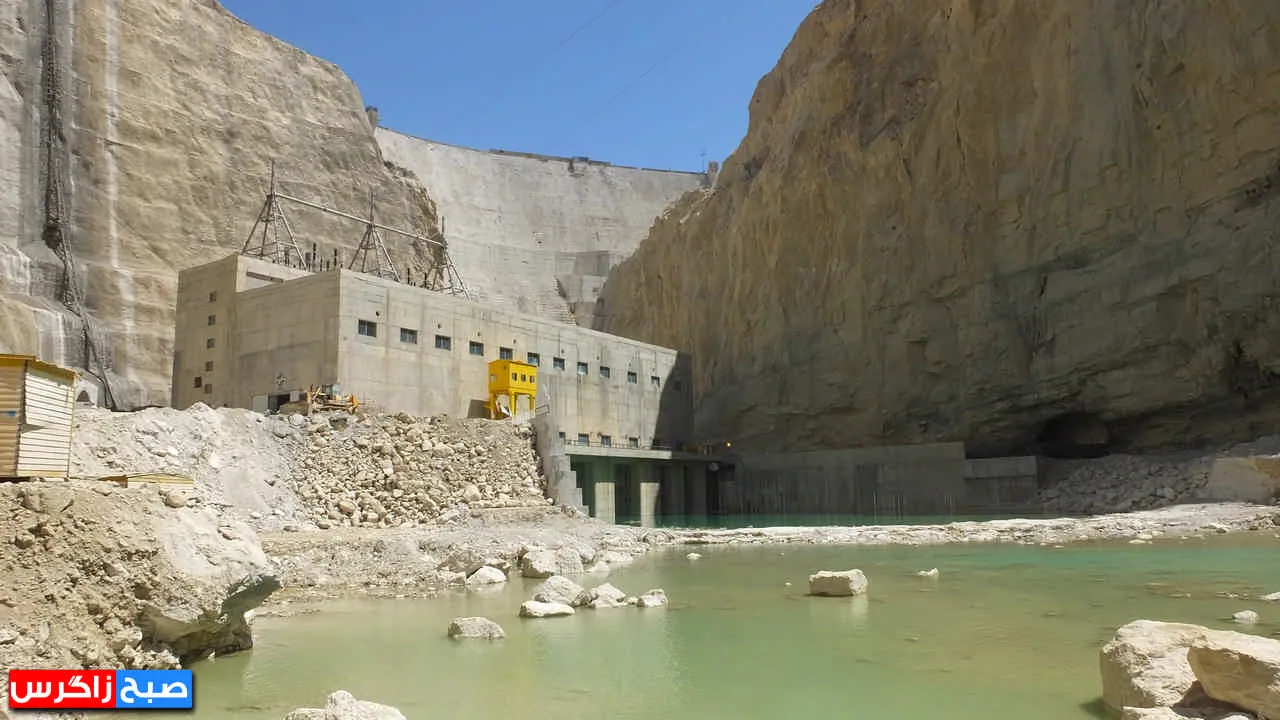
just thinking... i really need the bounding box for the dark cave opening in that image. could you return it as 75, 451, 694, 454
1036, 411, 1112, 459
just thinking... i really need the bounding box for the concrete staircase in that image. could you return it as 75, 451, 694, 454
532, 401, 584, 511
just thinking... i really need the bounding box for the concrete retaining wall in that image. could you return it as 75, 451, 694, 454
962, 456, 1041, 513
723, 444, 968, 517
721, 446, 1045, 518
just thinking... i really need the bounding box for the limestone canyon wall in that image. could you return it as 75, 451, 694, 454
1, 0, 446, 408
595, 0, 1280, 456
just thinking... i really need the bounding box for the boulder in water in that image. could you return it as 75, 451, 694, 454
808, 569, 868, 597
284, 690, 406, 719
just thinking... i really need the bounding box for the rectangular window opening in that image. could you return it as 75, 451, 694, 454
357, 319, 378, 338
650, 375, 661, 389
435, 335, 452, 350
599, 366, 611, 379
400, 328, 419, 344
626, 371, 638, 384
600, 435, 612, 448
576, 362, 588, 375
553, 357, 566, 371
527, 352, 541, 366
208, 291, 218, 303
577, 433, 590, 446
499, 346, 514, 360
469, 341, 485, 356
193, 376, 203, 388
628, 437, 639, 448
206, 338, 216, 349
207, 314, 216, 326
204, 361, 213, 372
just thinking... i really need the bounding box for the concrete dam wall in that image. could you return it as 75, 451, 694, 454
375, 128, 709, 324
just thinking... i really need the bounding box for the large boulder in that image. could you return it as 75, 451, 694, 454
1187, 630, 1280, 719
447, 617, 505, 640
807, 570, 868, 597
1100, 621, 1210, 711
636, 589, 669, 608
464, 566, 508, 586
284, 690, 406, 720
518, 601, 575, 618
532, 575, 586, 606
138, 508, 281, 662
519, 548, 584, 578
577, 583, 630, 609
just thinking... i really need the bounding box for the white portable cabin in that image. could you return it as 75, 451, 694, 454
0, 354, 78, 480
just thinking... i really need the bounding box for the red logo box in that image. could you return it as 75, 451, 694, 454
8, 670, 117, 709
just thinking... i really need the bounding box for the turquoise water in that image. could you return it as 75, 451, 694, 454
126, 532, 1280, 719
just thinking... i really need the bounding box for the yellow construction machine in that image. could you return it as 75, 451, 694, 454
280, 384, 360, 415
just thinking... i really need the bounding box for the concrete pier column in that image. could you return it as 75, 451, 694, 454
591, 459, 616, 525
637, 463, 661, 528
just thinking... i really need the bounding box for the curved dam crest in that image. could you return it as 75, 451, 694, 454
374, 128, 709, 325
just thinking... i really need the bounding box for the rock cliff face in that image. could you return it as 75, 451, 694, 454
1, 0, 447, 408
595, 0, 1280, 457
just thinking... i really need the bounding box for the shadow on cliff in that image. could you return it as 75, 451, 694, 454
654, 352, 696, 451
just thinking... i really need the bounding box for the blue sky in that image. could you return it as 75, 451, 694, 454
219, 0, 819, 172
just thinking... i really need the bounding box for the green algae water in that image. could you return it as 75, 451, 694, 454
145, 532, 1280, 719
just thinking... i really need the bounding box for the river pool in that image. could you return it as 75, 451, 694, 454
135, 531, 1280, 719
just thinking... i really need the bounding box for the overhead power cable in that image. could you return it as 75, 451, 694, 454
551, 0, 764, 149
464, 0, 630, 122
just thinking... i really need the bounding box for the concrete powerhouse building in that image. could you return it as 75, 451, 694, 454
172, 253, 693, 448
172, 254, 728, 524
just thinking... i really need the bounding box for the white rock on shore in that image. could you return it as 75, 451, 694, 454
808, 570, 869, 597
284, 690, 406, 719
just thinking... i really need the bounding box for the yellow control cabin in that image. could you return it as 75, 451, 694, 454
487, 359, 537, 420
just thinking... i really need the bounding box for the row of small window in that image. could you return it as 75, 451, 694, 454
357, 319, 678, 390
556, 432, 641, 449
